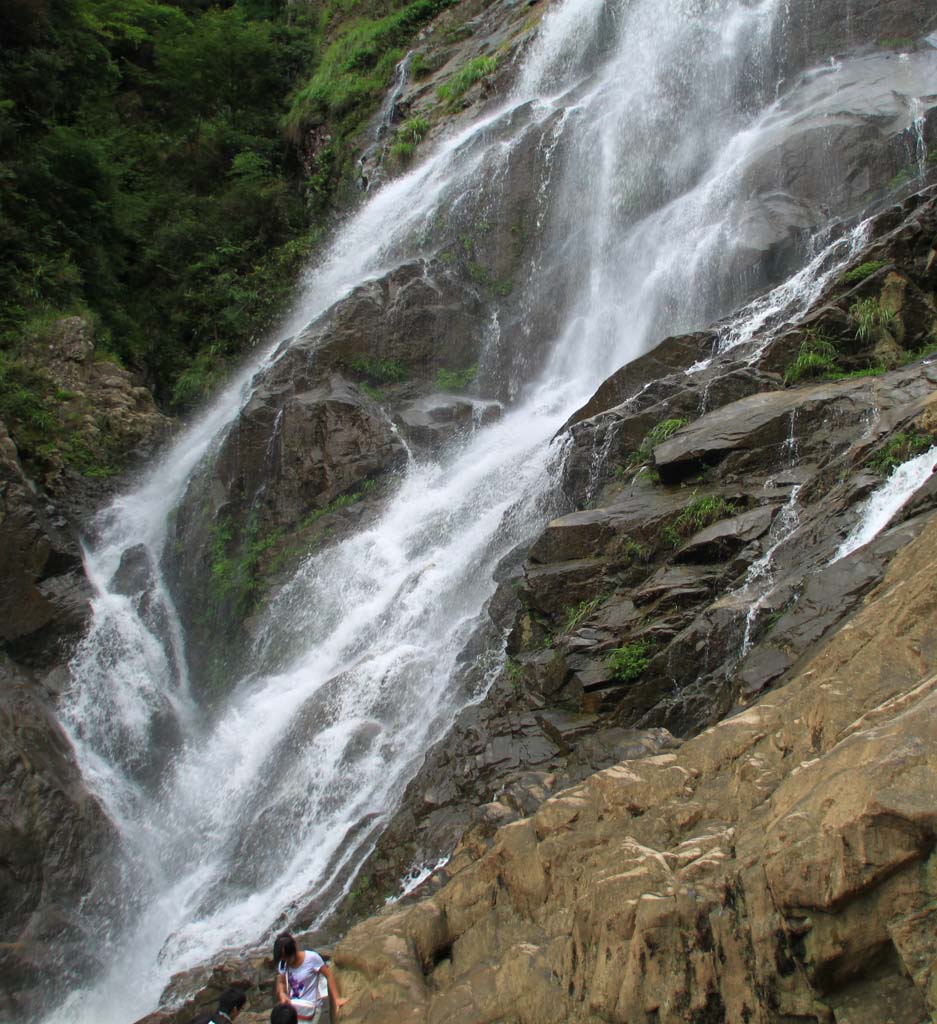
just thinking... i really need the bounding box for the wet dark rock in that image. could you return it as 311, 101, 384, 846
674, 504, 778, 564
134, 957, 266, 1024
529, 488, 686, 565
0, 421, 91, 667
564, 331, 717, 429
521, 556, 607, 616
634, 565, 721, 609
324, 191, 937, 938
219, 373, 407, 532
395, 395, 501, 452
782, 0, 937, 71
0, 655, 119, 1023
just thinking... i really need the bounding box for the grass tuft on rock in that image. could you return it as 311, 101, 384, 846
606, 640, 651, 682
784, 333, 838, 386
437, 55, 498, 107
866, 432, 934, 476
839, 260, 887, 285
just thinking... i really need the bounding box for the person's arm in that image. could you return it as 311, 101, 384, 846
321, 964, 349, 1017
275, 969, 290, 1004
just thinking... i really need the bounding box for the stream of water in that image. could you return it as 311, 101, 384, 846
49, 2, 935, 1021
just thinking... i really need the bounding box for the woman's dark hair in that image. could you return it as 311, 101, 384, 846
218, 988, 247, 1014
273, 932, 297, 964
270, 1005, 298, 1024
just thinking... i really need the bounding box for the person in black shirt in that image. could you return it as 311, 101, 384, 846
188, 987, 247, 1024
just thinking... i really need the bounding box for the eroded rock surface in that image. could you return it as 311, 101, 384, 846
326, 188, 937, 921
332, 513, 937, 1023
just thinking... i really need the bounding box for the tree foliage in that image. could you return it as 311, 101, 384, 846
0, 0, 427, 413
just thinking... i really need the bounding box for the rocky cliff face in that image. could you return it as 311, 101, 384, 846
0, 316, 170, 1018
332, 509, 937, 1024
318, 184, 937, 930
139, 183, 937, 1024
6, 0, 937, 1021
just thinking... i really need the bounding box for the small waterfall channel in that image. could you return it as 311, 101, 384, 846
49, 2, 935, 1021
835, 445, 937, 561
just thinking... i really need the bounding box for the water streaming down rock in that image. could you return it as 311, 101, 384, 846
835, 445, 937, 562
739, 483, 802, 657
51, 1, 935, 1020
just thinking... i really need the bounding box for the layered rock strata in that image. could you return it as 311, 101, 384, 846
327, 186, 937, 925
332, 510, 937, 1023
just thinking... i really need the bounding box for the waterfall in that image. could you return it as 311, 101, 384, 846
51, 1, 931, 1021
834, 447, 937, 562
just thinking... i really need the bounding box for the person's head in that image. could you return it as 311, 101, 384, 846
270, 1005, 298, 1024
218, 988, 247, 1017
273, 932, 298, 968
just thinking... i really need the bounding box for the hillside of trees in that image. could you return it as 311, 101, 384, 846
0, 0, 453, 426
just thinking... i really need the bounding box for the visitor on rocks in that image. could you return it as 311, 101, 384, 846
270, 1006, 298, 1024
189, 987, 247, 1024
274, 932, 348, 1022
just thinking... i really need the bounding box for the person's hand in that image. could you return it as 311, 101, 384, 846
334, 996, 350, 1017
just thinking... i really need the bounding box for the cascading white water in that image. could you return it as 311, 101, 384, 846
835, 446, 937, 562
49, 3, 933, 1022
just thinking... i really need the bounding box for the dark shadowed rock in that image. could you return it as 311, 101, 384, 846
0, 655, 119, 1022
0, 422, 91, 667
217, 373, 407, 532
674, 505, 778, 564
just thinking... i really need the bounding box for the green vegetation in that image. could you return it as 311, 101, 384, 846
899, 339, 937, 366
879, 38, 914, 51
209, 484, 376, 610
620, 417, 689, 478
0, 0, 329, 411
360, 382, 386, 401
0, 348, 123, 476
785, 306, 903, 386
208, 515, 273, 612
409, 52, 435, 78
286, 0, 457, 135
618, 537, 650, 563
850, 297, 896, 342
350, 357, 407, 385
866, 432, 934, 476
784, 333, 839, 386
0, 0, 456, 473
606, 640, 651, 683
822, 365, 886, 382
839, 261, 887, 286
437, 55, 498, 107
889, 167, 913, 191
389, 115, 430, 163
299, 485, 374, 531
562, 597, 602, 634
436, 364, 478, 390
663, 494, 740, 547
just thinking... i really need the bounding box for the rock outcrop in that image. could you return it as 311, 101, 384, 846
331, 510, 937, 1023
0, 315, 170, 1020
0, 422, 91, 667
0, 655, 119, 1023
319, 186, 937, 926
